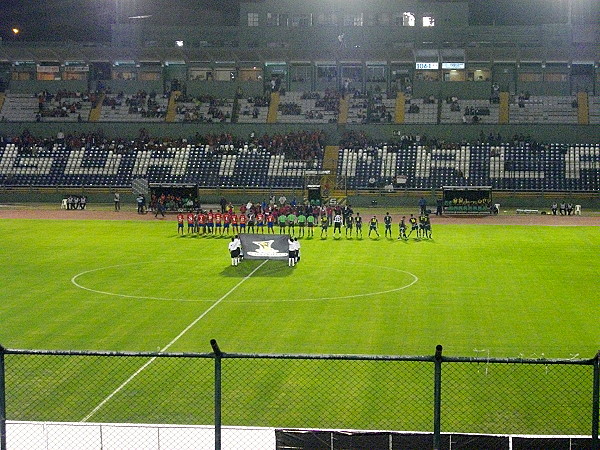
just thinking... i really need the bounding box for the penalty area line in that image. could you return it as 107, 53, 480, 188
80, 259, 268, 423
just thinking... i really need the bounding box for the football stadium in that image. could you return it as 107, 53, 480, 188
0, 0, 599, 448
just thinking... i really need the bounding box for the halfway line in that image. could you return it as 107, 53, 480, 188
80, 259, 268, 422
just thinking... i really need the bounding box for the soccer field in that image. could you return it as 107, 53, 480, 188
0, 217, 598, 432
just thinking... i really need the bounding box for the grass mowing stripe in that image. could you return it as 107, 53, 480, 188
80, 258, 268, 422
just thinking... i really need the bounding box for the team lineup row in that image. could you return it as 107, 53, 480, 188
176, 211, 433, 240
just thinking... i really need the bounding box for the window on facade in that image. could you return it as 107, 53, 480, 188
423, 16, 435, 27
189, 69, 212, 81
12, 71, 33, 81
291, 66, 311, 83
63, 71, 86, 81
112, 71, 136, 80
403, 12, 416, 27
367, 66, 386, 82
317, 12, 337, 26
544, 73, 568, 82
415, 71, 439, 81
247, 13, 259, 27
342, 66, 363, 82
214, 69, 235, 82
518, 73, 543, 82
443, 70, 465, 82
266, 13, 278, 27
291, 14, 312, 27
239, 68, 262, 82
467, 69, 491, 81
343, 14, 363, 27
377, 13, 390, 25
139, 72, 160, 81
317, 66, 337, 82
37, 72, 58, 81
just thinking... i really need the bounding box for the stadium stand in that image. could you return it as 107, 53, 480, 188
336, 143, 599, 191
440, 98, 499, 124
174, 95, 234, 123
99, 92, 168, 122
277, 91, 340, 124
588, 96, 600, 124
1, 92, 93, 122
403, 97, 438, 124
1, 136, 598, 192
237, 96, 269, 124
509, 95, 578, 124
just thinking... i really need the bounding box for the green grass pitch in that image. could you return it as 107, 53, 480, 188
0, 218, 598, 433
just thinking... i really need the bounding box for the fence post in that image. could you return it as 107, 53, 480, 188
211, 339, 222, 450
0, 346, 6, 450
433, 344, 443, 450
592, 350, 599, 450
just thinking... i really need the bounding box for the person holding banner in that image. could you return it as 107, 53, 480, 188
228, 238, 239, 266
294, 238, 300, 264
288, 236, 296, 267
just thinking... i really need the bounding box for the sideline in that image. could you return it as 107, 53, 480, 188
80, 259, 269, 422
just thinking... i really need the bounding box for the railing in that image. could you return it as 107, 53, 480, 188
0, 342, 598, 449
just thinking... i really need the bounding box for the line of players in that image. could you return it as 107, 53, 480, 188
178, 210, 432, 240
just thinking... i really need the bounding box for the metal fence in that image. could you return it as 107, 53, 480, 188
0, 341, 598, 450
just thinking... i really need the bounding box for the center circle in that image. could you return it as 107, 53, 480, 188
71, 261, 418, 303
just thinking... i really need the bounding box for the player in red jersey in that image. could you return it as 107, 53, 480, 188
231, 213, 238, 234
223, 211, 231, 235
266, 212, 275, 233
214, 212, 223, 235
187, 212, 195, 234
198, 211, 206, 234
239, 214, 247, 233
207, 210, 214, 234
177, 212, 185, 235
256, 212, 265, 233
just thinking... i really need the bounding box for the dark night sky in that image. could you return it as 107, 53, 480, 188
0, 0, 597, 42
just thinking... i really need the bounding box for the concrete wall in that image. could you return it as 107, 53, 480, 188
1, 122, 599, 144
8, 80, 89, 94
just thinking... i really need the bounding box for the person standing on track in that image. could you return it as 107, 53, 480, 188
114, 192, 120, 211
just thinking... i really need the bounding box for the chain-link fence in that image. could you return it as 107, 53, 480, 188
0, 342, 598, 450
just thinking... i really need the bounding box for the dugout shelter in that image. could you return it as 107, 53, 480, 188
443, 186, 493, 215
149, 183, 199, 212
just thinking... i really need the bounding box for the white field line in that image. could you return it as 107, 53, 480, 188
80, 259, 268, 422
